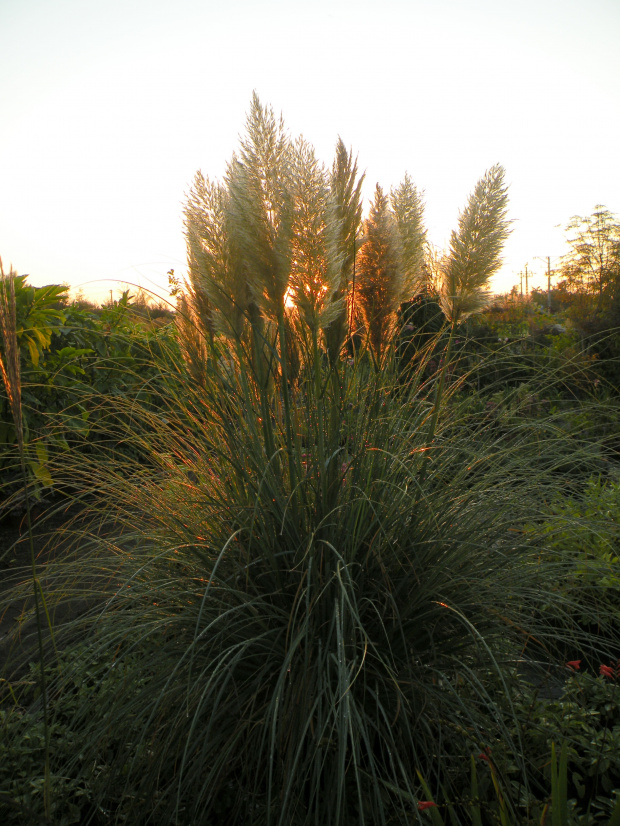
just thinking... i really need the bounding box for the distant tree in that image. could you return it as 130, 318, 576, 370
554, 207, 620, 388
558, 206, 620, 316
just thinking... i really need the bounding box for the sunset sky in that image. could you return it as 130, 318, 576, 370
1, 0, 619, 304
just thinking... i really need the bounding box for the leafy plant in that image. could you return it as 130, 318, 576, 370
530, 475, 620, 653
0, 279, 179, 519
0, 261, 52, 821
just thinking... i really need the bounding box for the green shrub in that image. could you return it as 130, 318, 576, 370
512, 666, 620, 822
0, 281, 179, 522
529, 475, 620, 658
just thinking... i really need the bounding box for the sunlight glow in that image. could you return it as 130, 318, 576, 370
1, 0, 618, 302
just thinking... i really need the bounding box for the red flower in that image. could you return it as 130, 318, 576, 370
600, 664, 616, 679
478, 746, 492, 762
417, 801, 437, 811
566, 660, 581, 670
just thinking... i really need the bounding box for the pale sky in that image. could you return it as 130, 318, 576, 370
1, 0, 619, 304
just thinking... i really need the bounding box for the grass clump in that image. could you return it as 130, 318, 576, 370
1, 97, 618, 825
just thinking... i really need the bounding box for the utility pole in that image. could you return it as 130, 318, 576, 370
525, 264, 529, 296
520, 271, 523, 295
547, 256, 551, 311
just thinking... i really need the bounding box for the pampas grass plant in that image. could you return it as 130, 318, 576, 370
1, 102, 618, 826
19, 326, 614, 826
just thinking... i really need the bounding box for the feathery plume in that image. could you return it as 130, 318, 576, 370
324, 138, 364, 362
440, 164, 510, 324
288, 137, 343, 336
184, 171, 249, 339
356, 185, 404, 364
225, 92, 293, 319
391, 173, 427, 298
